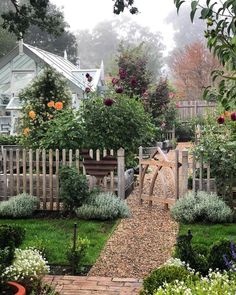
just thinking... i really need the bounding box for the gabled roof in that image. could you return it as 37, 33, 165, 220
0, 42, 104, 92
23, 43, 87, 91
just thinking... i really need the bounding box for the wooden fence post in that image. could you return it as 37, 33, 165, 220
3, 149, 7, 199
175, 149, 180, 200
181, 150, 189, 197
139, 146, 143, 204
117, 148, 125, 199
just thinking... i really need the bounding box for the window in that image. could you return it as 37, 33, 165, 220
11, 71, 35, 96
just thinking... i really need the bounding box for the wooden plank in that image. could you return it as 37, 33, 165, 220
96, 149, 100, 161
22, 149, 26, 193
89, 149, 93, 159
192, 152, 196, 194
49, 149, 53, 210
16, 149, 20, 195
62, 149, 66, 166
207, 161, 210, 193
110, 149, 114, 192
181, 150, 189, 197
3, 149, 7, 199
42, 149, 46, 210
103, 149, 107, 191
36, 149, 40, 199
140, 159, 176, 168
175, 150, 180, 199
76, 149, 80, 174
69, 149, 73, 167
56, 149, 60, 211
29, 149, 33, 196
9, 149, 13, 196
139, 146, 143, 204
117, 148, 125, 199
199, 152, 203, 191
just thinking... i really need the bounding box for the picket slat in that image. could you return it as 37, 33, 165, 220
42, 149, 46, 210
49, 149, 53, 210
29, 149, 33, 196
16, 149, 20, 195
23, 149, 26, 193
55, 149, 60, 211
9, 149, 13, 196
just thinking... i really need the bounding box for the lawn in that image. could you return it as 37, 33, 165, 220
0, 218, 117, 266
179, 223, 236, 247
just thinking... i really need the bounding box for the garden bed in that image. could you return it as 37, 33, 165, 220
0, 218, 117, 272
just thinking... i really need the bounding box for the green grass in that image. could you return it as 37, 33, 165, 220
0, 218, 117, 265
179, 223, 236, 247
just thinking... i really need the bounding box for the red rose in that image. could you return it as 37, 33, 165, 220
104, 98, 114, 106
115, 86, 124, 94
119, 68, 127, 80
85, 87, 91, 93
87, 76, 93, 82
217, 116, 225, 124
112, 77, 119, 85
85, 73, 90, 78
231, 112, 236, 121
130, 76, 137, 87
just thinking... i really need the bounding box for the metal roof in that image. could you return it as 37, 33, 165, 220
23, 44, 88, 91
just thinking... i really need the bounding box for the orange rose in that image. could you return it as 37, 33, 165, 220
47, 101, 55, 108
28, 111, 36, 120
224, 111, 231, 118
23, 128, 30, 136
54, 101, 63, 110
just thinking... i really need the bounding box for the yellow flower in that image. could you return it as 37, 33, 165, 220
23, 128, 30, 136
28, 111, 36, 120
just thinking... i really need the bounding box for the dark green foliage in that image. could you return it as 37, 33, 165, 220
81, 95, 156, 156
175, 230, 209, 275
59, 166, 89, 212
0, 224, 25, 288
0, 135, 20, 145
0, 224, 25, 248
19, 66, 72, 149
141, 265, 194, 295
208, 239, 232, 271
66, 237, 90, 273
39, 109, 84, 150
1, 0, 64, 39
113, 0, 138, 15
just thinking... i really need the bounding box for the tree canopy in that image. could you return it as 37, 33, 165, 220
1, 0, 64, 39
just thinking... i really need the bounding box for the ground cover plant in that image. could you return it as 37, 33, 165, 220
0, 218, 116, 266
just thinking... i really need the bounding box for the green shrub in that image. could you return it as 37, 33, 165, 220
174, 230, 209, 275
170, 191, 233, 224
59, 166, 89, 212
0, 135, 20, 145
208, 239, 232, 271
0, 224, 25, 248
66, 237, 90, 273
0, 225, 25, 288
154, 271, 236, 294
0, 193, 39, 218
75, 192, 130, 220
141, 265, 194, 295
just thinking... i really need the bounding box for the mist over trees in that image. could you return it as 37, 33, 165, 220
76, 16, 164, 79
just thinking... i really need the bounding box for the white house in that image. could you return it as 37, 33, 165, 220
0, 41, 105, 134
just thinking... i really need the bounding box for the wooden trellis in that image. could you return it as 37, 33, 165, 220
139, 146, 181, 209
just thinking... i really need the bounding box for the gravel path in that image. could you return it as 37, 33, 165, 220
89, 148, 182, 279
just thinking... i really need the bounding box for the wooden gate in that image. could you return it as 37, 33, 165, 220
138, 146, 181, 209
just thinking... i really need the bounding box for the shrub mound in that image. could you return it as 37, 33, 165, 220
140, 265, 194, 295
0, 193, 39, 218
170, 191, 233, 224
76, 192, 130, 220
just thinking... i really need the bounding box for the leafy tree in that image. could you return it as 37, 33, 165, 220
24, 3, 78, 63
170, 42, 221, 100
1, 0, 64, 39
113, 0, 138, 14
112, 44, 152, 98
19, 67, 72, 148
80, 95, 156, 158
174, 0, 236, 110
